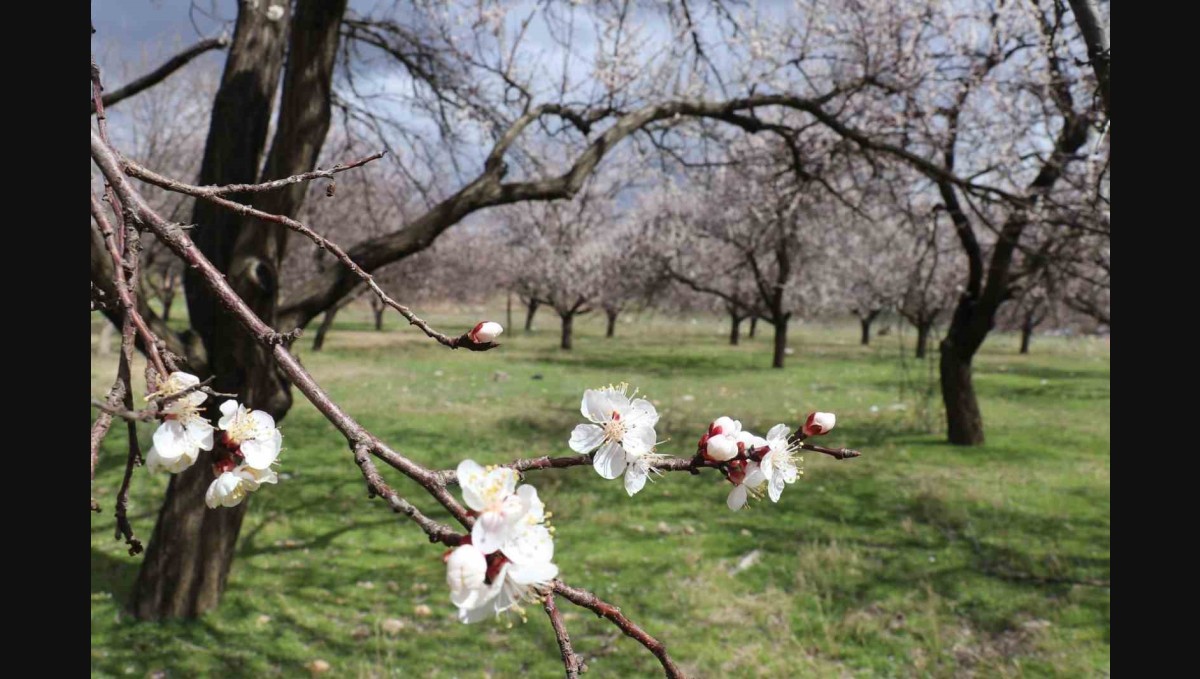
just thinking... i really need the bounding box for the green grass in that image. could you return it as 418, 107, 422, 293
91, 303, 1110, 677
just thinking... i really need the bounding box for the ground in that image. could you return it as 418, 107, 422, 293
90, 303, 1110, 677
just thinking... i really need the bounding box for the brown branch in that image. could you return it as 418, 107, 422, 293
120, 158, 496, 352
91, 194, 170, 377
90, 37, 230, 113
554, 581, 683, 678
113, 315, 144, 557
353, 444, 465, 546
90, 379, 127, 481
798, 443, 862, 460
176, 151, 384, 196
544, 593, 585, 679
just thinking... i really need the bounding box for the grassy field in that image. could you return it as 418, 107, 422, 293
91, 303, 1110, 677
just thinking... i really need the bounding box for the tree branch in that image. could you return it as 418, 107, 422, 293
91, 36, 230, 113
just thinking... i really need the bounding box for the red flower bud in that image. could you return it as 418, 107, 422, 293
803, 412, 836, 436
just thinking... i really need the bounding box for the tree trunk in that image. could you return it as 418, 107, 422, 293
160, 277, 176, 323
524, 299, 539, 332
915, 322, 932, 359
1019, 320, 1033, 354
729, 314, 742, 346
372, 306, 385, 331
312, 306, 339, 351
560, 313, 574, 350
506, 291, 513, 332
605, 309, 618, 338
771, 317, 788, 369
860, 318, 871, 345
748, 316, 758, 339
132, 0, 346, 620
940, 341, 984, 445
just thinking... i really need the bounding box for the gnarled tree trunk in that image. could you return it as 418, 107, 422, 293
131, 0, 346, 620
604, 307, 619, 338
748, 316, 758, 339
729, 312, 743, 346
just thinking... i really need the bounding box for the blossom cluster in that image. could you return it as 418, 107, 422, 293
445, 460, 558, 623
142, 372, 283, 509
568, 383, 836, 511
697, 413, 833, 511
446, 382, 838, 622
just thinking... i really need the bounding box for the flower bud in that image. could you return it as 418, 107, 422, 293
469, 321, 504, 344
709, 416, 739, 436
803, 412, 836, 436
705, 434, 739, 462
445, 545, 487, 596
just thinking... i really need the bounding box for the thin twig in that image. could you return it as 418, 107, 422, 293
91, 37, 230, 113
121, 158, 496, 352
554, 581, 684, 678
544, 593, 585, 678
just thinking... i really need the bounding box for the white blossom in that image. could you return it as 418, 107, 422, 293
218, 400, 282, 470
145, 372, 213, 474
568, 384, 659, 482
456, 460, 530, 554
759, 424, 803, 502
726, 461, 767, 511
205, 465, 278, 508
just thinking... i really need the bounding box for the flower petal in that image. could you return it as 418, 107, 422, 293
727, 484, 749, 511
507, 560, 559, 586
151, 420, 188, 460
487, 466, 520, 499
592, 440, 626, 479
471, 510, 510, 555
768, 473, 786, 503
185, 419, 215, 451
625, 398, 659, 428
624, 463, 648, 496
456, 460, 488, 511
568, 423, 606, 453
503, 524, 554, 565
240, 436, 280, 470
218, 399, 240, 428
581, 389, 614, 422
516, 485, 544, 522
621, 424, 656, 457
766, 423, 790, 442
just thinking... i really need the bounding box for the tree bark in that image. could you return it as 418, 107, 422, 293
524, 299, 539, 332
729, 313, 742, 346
132, 0, 347, 620
506, 291, 513, 332
560, 313, 574, 350
771, 317, 788, 369
605, 308, 619, 338
858, 309, 880, 345
1019, 319, 1033, 355
915, 322, 932, 359
748, 316, 758, 339
940, 341, 984, 445
312, 306, 340, 351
